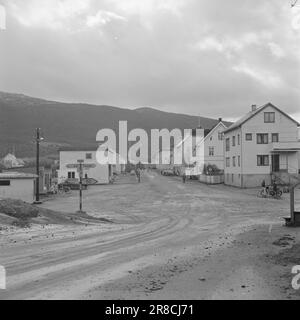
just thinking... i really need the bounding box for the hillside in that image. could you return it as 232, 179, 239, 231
0, 91, 231, 157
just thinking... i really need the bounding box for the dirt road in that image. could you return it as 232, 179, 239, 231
0, 171, 299, 299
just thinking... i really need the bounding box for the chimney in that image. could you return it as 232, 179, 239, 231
218, 118, 222, 122
251, 104, 257, 112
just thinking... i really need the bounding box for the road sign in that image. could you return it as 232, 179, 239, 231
65, 162, 96, 213
66, 164, 79, 169
66, 163, 96, 169
82, 178, 98, 185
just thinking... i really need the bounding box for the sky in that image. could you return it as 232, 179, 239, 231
0, 0, 300, 122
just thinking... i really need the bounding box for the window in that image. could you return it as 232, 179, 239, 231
0, 180, 10, 186
264, 112, 275, 123
272, 133, 279, 143
233, 156, 236, 167
86, 153, 92, 160
245, 133, 252, 141
210, 136, 213, 141
226, 157, 230, 167
238, 134, 240, 145
257, 155, 269, 166
238, 156, 240, 167
226, 138, 230, 152
68, 172, 75, 179
209, 147, 214, 156
257, 133, 268, 144
232, 136, 236, 146
218, 132, 223, 140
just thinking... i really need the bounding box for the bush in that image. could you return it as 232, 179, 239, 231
0, 199, 39, 219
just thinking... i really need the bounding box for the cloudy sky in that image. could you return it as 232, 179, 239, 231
0, 0, 299, 121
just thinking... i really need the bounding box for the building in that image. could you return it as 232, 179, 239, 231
173, 119, 227, 175
5, 166, 55, 194
197, 119, 228, 171
0, 153, 25, 169
223, 103, 300, 188
0, 172, 37, 203
57, 149, 114, 185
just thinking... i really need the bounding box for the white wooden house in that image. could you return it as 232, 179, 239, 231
223, 103, 300, 188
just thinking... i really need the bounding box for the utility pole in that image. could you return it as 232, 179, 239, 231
34, 128, 43, 204
77, 159, 84, 213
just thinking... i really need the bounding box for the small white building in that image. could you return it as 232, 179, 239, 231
223, 103, 300, 188
58, 149, 114, 184
1, 153, 25, 169
0, 172, 37, 203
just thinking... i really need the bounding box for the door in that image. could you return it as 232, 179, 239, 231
272, 154, 280, 172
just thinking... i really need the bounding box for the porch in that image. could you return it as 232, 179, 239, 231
270, 144, 300, 185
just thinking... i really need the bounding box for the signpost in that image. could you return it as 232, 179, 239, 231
66, 160, 96, 213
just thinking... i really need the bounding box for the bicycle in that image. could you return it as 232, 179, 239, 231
257, 185, 282, 199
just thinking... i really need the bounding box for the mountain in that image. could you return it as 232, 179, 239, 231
0, 91, 232, 157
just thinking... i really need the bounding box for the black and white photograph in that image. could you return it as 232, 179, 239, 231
0, 0, 300, 304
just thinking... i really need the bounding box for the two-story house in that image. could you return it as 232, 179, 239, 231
172, 119, 227, 175
223, 103, 300, 188
201, 119, 228, 171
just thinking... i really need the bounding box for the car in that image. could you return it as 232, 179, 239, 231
161, 169, 174, 176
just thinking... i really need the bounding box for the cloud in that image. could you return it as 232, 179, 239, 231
268, 42, 285, 58
86, 10, 126, 28
0, 4, 6, 30
1, 0, 299, 119
7, 0, 90, 30
232, 63, 283, 88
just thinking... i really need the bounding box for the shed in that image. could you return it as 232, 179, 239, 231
0, 172, 37, 203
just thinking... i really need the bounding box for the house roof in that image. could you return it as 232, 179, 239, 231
4, 166, 52, 174
0, 172, 38, 180
204, 121, 227, 141
223, 103, 300, 134
59, 147, 98, 152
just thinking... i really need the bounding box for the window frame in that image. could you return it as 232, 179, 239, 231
272, 133, 279, 143
85, 153, 92, 160
245, 133, 252, 141
225, 138, 230, 152
264, 112, 275, 123
226, 157, 230, 167
67, 171, 75, 179
0, 180, 11, 186
257, 133, 269, 144
257, 155, 269, 166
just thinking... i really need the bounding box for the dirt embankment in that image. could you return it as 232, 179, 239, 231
0, 198, 111, 230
